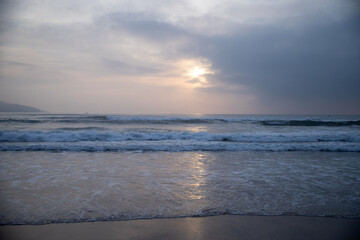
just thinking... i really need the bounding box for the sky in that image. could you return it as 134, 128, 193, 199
0, 0, 359, 114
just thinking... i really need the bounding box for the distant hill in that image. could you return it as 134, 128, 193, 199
0, 101, 44, 112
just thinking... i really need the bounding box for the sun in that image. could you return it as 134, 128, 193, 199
189, 66, 206, 78
178, 59, 215, 88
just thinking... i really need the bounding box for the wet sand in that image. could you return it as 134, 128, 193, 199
1, 215, 359, 240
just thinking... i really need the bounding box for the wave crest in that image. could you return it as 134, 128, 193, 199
1, 130, 359, 143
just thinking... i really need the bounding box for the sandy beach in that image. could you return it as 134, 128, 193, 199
1, 215, 359, 240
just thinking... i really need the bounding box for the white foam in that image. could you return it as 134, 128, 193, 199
1, 130, 359, 143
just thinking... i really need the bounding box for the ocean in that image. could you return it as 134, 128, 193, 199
0, 113, 359, 224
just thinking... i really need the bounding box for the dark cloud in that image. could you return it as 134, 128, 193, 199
191, 14, 360, 113
0, 0, 19, 33
98, 12, 188, 42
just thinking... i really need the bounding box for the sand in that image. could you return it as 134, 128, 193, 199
1, 215, 359, 240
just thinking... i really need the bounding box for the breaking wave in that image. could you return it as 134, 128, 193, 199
1, 130, 359, 143
260, 120, 360, 126
1, 130, 359, 152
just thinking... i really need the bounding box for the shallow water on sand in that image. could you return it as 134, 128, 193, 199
1, 151, 359, 224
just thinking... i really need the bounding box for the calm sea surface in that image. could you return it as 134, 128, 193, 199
0, 113, 359, 224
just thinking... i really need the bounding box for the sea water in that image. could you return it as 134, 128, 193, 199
0, 113, 359, 224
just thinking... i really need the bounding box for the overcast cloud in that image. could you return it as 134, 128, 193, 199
0, 0, 359, 114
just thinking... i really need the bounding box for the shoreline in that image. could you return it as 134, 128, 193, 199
1, 213, 360, 226
1, 215, 359, 240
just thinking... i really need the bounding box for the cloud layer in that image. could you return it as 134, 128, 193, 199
0, 0, 359, 114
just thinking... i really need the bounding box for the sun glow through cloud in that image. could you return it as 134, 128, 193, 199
178, 59, 215, 89
189, 66, 206, 78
